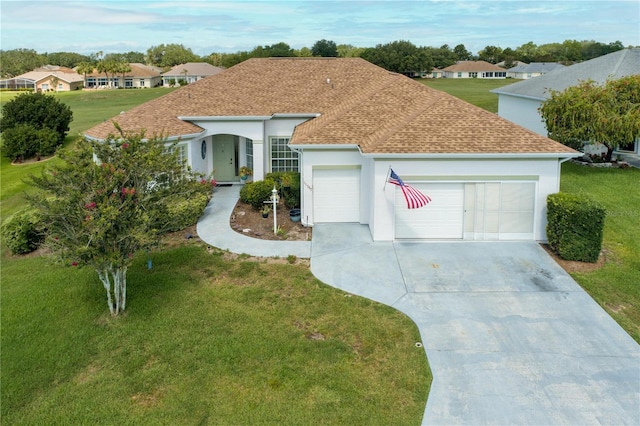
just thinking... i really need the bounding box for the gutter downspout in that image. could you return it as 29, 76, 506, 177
287, 144, 310, 227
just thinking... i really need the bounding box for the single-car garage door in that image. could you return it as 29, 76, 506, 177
395, 183, 464, 239
313, 167, 360, 222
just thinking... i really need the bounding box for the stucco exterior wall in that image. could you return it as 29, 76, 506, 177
367, 158, 563, 242
497, 95, 547, 136
299, 149, 372, 227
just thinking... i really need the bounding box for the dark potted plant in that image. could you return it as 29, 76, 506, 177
260, 205, 271, 218
289, 208, 301, 222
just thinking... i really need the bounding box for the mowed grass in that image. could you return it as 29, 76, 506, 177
1, 88, 178, 220
560, 162, 640, 342
419, 78, 514, 112
1, 244, 430, 424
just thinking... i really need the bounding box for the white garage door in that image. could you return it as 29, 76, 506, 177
313, 167, 360, 222
395, 183, 464, 239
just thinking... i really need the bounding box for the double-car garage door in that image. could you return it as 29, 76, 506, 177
395, 181, 536, 240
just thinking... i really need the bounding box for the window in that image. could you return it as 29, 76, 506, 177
469, 72, 478, 78
125, 78, 133, 88
457, 72, 462, 78
165, 143, 188, 170
58, 83, 63, 90
41, 83, 49, 90
245, 139, 253, 170
139, 79, 145, 87
496, 72, 506, 78
270, 137, 298, 172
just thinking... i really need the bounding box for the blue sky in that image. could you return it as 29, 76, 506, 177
1, 0, 638, 56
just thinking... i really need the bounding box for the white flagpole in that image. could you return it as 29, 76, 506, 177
383, 166, 392, 191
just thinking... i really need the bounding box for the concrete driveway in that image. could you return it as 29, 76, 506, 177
310, 223, 640, 425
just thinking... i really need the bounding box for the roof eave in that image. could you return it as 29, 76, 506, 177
83, 129, 206, 142
491, 90, 547, 101
363, 152, 580, 159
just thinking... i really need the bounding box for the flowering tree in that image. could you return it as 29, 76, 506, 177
28, 129, 211, 316
540, 75, 640, 161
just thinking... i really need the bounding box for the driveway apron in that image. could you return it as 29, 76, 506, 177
310, 223, 640, 425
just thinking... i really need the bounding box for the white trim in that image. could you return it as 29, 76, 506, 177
178, 116, 273, 121
363, 152, 580, 160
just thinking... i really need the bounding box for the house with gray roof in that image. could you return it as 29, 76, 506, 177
85, 58, 577, 242
492, 48, 640, 156
506, 62, 566, 79
162, 62, 224, 86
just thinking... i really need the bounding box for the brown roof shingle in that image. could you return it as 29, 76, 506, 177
85, 58, 575, 155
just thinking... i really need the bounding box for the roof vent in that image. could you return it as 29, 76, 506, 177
326, 78, 330, 84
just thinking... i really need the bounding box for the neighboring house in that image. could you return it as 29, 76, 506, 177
85, 58, 577, 242
86, 63, 162, 89
1, 66, 84, 91
162, 62, 224, 86
424, 68, 443, 78
441, 61, 507, 78
492, 48, 640, 156
506, 62, 566, 79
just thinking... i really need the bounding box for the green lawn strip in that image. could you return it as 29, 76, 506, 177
1, 245, 430, 424
418, 78, 514, 113
560, 162, 640, 342
1, 88, 178, 222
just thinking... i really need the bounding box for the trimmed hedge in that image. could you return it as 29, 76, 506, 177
239, 178, 276, 209
159, 192, 211, 233
547, 192, 605, 263
1, 209, 45, 255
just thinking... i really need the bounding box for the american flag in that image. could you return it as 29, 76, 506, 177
387, 169, 431, 209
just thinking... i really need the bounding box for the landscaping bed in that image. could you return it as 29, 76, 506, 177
230, 199, 311, 241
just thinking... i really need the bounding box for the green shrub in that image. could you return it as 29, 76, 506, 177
0, 91, 72, 144
265, 172, 300, 208
154, 192, 210, 233
1, 124, 62, 161
240, 179, 276, 209
1, 209, 45, 255
547, 192, 605, 263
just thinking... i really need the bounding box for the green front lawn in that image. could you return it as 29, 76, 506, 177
419, 78, 514, 112
560, 162, 640, 342
1, 245, 430, 424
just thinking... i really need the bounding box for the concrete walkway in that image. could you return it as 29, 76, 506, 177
198, 191, 640, 425
196, 185, 311, 258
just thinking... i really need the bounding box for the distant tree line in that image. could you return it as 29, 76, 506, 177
0, 39, 629, 78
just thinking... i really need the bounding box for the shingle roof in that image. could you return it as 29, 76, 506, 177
17, 70, 84, 84
163, 62, 224, 77
493, 48, 640, 100
85, 57, 575, 155
87, 63, 161, 78
507, 62, 566, 73
442, 61, 505, 72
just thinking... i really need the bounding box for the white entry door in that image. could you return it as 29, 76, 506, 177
313, 167, 360, 222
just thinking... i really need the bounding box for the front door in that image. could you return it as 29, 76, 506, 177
212, 135, 237, 181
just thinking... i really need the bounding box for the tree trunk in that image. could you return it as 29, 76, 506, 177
605, 146, 614, 162
96, 265, 128, 316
